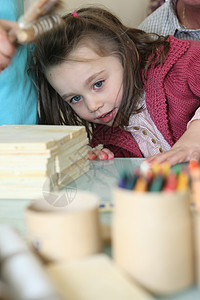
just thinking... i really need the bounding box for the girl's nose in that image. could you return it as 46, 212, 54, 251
86, 96, 104, 112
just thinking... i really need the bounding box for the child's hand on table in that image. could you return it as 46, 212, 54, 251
88, 147, 114, 160
144, 119, 200, 166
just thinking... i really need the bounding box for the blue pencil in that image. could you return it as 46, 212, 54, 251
125, 174, 137, 190
118, 172, 127, 188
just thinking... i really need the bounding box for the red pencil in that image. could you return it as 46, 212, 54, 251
162, 171, 178, 192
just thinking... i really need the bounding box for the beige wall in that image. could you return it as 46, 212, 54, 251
62, 0, 149, 27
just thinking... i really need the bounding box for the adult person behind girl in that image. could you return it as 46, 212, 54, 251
148, 0, 165, 15
139, 0, 200, 41
33, 6, 200, 166
0, 0, 38, 124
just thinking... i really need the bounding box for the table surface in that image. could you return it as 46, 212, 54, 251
1, 158, 200, 300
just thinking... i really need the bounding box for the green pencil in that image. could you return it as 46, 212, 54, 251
149, 174, 164, 192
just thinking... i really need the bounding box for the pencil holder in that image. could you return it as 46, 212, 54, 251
112, 187, 194, 296
193, 211, 200, 288
25, 191, 102, 263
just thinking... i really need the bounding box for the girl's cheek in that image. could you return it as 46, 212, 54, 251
75, 110, 93, 122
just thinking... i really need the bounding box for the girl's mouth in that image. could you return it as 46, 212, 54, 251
97, 108, 116, 123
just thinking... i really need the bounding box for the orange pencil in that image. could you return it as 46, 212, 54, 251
134, 176, 148, 192
189, 163, 200, 193
189, 161, 200, 212
188, 160, 199, 171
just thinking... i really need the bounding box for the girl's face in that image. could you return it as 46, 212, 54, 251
46, 44, 124, 126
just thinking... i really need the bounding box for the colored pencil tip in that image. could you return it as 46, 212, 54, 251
188, 160, 199, 170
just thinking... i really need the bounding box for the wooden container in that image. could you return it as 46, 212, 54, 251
26, 191, 102, 263
112, 187, 194, 296
193, 212, 200, 288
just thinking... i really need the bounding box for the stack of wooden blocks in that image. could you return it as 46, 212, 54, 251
0, 125, 89, 199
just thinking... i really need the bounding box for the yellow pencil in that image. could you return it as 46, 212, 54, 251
161, 162, 170, 178
177, 171, 189, 192
151, 162, 161, 175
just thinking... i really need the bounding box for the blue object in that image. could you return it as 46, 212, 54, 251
0, 0, 38, 125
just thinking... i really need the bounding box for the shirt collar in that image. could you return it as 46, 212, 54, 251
167, 0, 182, 35
169, 0, 200, 34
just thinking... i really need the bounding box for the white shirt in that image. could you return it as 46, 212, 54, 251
125, 94, 200, 158
125, 95, 171, 157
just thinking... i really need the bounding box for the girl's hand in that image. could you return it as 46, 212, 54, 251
145, 120, 200, 166
0, 20, 18, 71
88, 147, 114, 160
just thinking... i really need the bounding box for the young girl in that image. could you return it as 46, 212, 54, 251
33, 6, 200, 166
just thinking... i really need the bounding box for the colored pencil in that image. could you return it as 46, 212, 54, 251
125, 174, 137, 190
188, 160, 199, 171
134, 176, 148, 192
162, 171, 178, 192
118, 163, 191, 194
149, 174, 164, 192
177, 170, 189, 192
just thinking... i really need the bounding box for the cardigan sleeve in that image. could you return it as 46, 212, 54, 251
187, 42, 200, 99
186, 42, 200, 127
90, 124, 143, 158
103, 144, 139, 158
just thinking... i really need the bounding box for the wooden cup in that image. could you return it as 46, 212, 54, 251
112, 187, 194, 296
26, 191, 102, 263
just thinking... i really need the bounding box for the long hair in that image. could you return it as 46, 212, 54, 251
33, 6, 169, 140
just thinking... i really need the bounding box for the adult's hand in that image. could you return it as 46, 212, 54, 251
0, 19, 18, 72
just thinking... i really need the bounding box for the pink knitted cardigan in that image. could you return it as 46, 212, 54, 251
91, 36, 200, 158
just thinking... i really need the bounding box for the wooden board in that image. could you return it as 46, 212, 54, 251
0, 125, 90, 199
0, 125, 88, 152
46, 254, 155, 300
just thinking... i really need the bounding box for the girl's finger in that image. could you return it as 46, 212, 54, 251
95, 149, 108, 160
101, 148, 114, 159
88, 151, 97, 160
88, 149, 108, 160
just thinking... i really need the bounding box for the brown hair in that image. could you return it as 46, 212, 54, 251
33, 6, 169, 140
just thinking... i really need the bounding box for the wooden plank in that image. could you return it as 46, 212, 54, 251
46, 254, 155, 300
0, 125, 87, 152
0, 125, 89, 199
56, 145, 89, 172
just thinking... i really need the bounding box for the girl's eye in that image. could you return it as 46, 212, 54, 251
94, 80, 104, 89
70, 95, 82, 103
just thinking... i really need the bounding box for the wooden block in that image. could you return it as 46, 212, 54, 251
57, 157, 89, 187
0, 125, 87, 153
0, 159, 55, 178
0, 173, 57, 187
56, 145, 89, 173
46, 254, 155, 300
0, 125, 90, 199
0, 159, 89, 199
